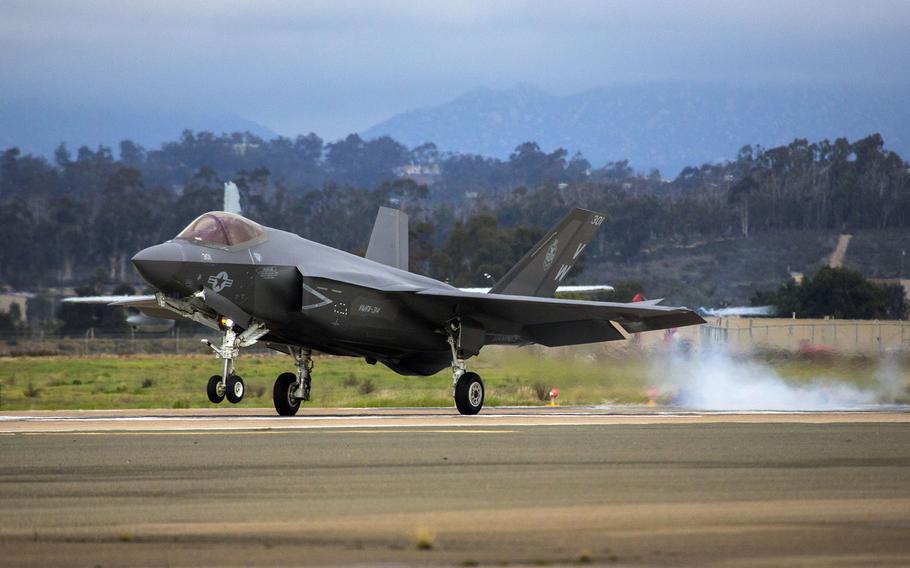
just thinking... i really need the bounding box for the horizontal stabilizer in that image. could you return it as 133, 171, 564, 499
524, 319, 625, 347
366, 207, 409, 271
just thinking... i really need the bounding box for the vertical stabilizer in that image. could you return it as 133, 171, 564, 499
223, 181, 242, 215
366, 207, 409, 271
490, 208, 604, 297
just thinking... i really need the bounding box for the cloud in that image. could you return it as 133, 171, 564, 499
2, 1, 908, 138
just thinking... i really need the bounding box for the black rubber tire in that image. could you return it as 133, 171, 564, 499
226, 374, 245, 404
273, 372, 301, 416
454, 372, 484, 415
206, 375, 225, 403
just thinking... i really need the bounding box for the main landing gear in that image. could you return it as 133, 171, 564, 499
201, 316, 314, 416
202, 316, 267, 405
447, 320, 485, 415
273, 347, 312, 416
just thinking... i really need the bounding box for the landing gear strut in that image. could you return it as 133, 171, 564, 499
202, 318, 267, 405
447, 319, 484, 415
273, 347, 313, 416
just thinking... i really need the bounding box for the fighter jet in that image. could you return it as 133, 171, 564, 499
86, 206, 704, 415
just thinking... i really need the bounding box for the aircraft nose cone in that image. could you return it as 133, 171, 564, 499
132, 242, 185, 289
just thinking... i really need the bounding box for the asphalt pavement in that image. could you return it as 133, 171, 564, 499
1, 408, 909, 566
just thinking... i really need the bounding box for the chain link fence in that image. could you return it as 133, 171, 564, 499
0, 328, 283, 357
1, 317, 908, 357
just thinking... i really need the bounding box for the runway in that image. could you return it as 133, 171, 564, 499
2, 407, 910, 566
3, 406, 909, 433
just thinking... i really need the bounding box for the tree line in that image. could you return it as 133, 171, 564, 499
752, 266, 907, 320
0, 130, 908, 297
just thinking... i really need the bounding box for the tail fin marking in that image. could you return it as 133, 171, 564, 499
490, 208, 604, 297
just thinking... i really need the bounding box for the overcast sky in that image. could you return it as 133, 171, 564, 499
2, 0, 908, 139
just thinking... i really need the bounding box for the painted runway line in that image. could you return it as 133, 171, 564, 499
1, 406, 908, 433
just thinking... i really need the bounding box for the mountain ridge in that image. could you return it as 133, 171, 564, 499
362, 83, 910, 176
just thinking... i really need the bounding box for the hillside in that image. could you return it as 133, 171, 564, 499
363, 83, 910, 176
844, 230, 910, 278
585, 229, 910, 308
584, 232, 839, 307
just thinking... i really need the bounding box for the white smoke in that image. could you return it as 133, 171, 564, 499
650, 346, 906, 411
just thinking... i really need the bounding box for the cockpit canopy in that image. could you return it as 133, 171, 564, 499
176, 212, 265, 248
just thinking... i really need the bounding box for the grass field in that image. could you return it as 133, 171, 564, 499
0, 349, 651, 410
1, 346, 907, 411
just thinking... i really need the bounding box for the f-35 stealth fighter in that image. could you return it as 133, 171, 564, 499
107, 207, 703, 415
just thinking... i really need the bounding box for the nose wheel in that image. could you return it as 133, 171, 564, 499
207, 375, 225, 403
201, 317, 268, 406
206, 374, 245, 404
226, 374, 245, 403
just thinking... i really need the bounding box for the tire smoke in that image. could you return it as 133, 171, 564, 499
650, 346, 906, 411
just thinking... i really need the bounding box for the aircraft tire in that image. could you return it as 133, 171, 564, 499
454, 372, 484, 415
226, 374, 245, 404
273, 372, 301, 416
206, 375, 225, 404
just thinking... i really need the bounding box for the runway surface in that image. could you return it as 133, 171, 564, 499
2, 407, 910, 566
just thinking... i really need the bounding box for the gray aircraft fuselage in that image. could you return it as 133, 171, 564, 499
131, 208, 705, 390
133, 225, 462, 375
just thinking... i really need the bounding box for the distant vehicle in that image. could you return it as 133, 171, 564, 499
74, 205, 704, 415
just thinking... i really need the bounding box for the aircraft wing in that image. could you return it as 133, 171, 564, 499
63, 295, 157, 306
406, 288, 704, 347
62, 295, 179, 320
459, 285, 615, 294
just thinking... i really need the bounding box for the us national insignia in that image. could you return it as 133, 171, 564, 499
543, 237, 558, 270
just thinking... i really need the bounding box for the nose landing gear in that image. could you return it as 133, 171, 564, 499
202, 318, 267, 405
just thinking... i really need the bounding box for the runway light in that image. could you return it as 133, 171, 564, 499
218, 315, 234, 330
